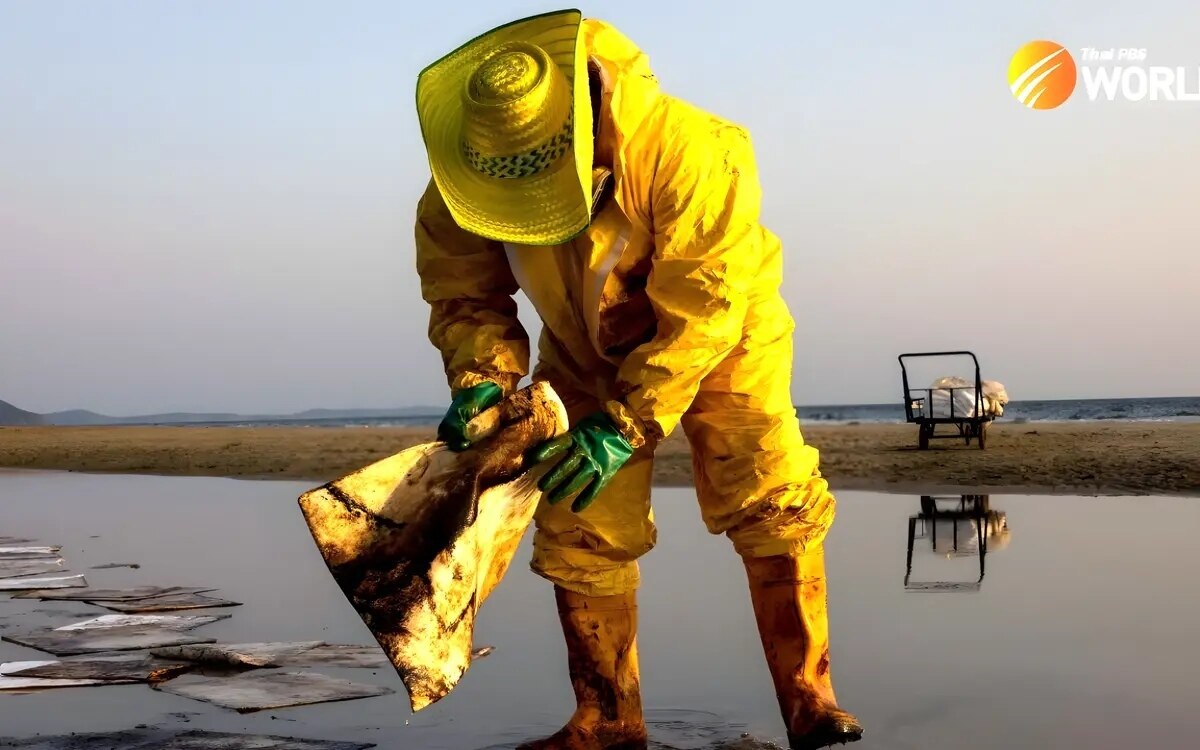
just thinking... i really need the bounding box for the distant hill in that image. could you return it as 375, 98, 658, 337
42, 409, 122, 426
43, 409, 244, 426
287, 408, 433, 420
0, 400, 439, 427
0, 400, 44, 425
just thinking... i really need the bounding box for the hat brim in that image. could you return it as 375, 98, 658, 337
416, 9, 592, 246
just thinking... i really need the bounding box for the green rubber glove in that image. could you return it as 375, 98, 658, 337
437, 381, 503, 452
532, 412, 634, 513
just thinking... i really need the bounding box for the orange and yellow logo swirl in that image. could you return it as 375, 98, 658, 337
1008, 41, 1077, 109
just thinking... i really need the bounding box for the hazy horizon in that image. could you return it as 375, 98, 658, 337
8, 393, 1200, 421
4, 1, 1197, 416
6, 392, 1200, 422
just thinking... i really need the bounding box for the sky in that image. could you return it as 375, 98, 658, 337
2, 1, 1197, 415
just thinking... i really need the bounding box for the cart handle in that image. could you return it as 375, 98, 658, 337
898, 351, 981, 370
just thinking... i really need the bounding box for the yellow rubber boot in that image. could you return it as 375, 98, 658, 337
743, 547, 863, 750
517, 587, 648, 750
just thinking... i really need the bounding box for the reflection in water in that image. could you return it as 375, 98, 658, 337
904, 495, 1011, 592
8, 477, 1200, 748
476, 709, 768, 750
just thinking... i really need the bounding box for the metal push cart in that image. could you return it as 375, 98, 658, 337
898, 350, 994, 450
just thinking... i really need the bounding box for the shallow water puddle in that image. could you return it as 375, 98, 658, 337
152, 671, 394, 713
0, 729, 375, 749
478, 708, 771, 750
4, 474, 1200, 749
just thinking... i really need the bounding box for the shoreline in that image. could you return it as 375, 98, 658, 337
2, 421, 1197, 497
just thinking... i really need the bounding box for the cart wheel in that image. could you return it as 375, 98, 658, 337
978, 421, 989, 450
918, 424, 930, 450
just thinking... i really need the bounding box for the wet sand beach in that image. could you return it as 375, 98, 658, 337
1, 421, 1197, 496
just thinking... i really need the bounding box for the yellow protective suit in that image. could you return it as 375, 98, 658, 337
415, 18, 836, 597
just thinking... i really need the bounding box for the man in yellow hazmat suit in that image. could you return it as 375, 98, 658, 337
414, 10, 862, 750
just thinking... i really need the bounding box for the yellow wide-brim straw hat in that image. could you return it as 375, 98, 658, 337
416, 9, 593, 246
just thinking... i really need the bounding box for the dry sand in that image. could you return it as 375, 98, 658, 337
1, 422, 1197, 496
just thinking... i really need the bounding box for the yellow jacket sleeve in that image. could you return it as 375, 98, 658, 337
415, 178, 530, 395
613, 120, 758, 441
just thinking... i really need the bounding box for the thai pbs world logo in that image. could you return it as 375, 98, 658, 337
1008, 40, 1200, 109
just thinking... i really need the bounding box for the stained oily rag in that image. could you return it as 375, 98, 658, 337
297, 382, 567, 711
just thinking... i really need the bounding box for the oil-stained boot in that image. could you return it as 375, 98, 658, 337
516, 587, 648, 750
744, 547, 863, 750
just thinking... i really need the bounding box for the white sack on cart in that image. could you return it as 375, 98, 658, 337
928, 377, 1009, 418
